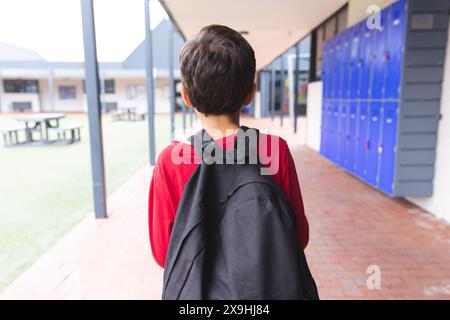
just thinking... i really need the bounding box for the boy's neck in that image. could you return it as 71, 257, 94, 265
197, 111, 241, 140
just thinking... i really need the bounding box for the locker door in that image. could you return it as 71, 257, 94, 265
320, 102, 328, 157
341, 31, 352, 100
359, 24, 375, 99
331, 102, 340, 162
366, 102, 382, 186
384, 0, 405, 99
378, 102, 398, 195
345, 102, 358, 172
333, 34, 343, 99
350, 23, 362, 99
337, 102, 348, 166
326, 102, 335, 162
328, 38, 336, 99
371, 9, 388, 99
325, 103, 334, 160
322, 41, 330, 99
355, 102, 369, 178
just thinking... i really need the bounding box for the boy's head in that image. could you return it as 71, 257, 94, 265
179, 25, 256, 116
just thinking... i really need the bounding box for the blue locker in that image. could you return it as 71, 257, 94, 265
378, 102, 398, 194
359, 23, 375, 99
322, 41, 330, 99
330, 102, 340, 162
344, 102, 358, 172
324, 102, 334, 160
371, 9, 388, 99
318, 0, 443, 198
333, 34, 343, 99
320, 102, 329, 157
327, 102, 335, 161
337, 102, 348, 166
324, 102, 332, 159
341, 30, 352, 100
354, 102, 369, 178
384, 0, 405, 99
327, 37, 336, 99
366, 102, 382, 186
350, 23, 363, 99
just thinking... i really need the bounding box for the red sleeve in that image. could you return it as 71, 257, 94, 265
148, 151, 176, 268
279, 140, 309, 249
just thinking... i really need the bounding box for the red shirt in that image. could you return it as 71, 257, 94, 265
148, 132, 309, 268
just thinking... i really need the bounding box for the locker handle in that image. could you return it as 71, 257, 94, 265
365, 140, 370, 150
378, 145, 383, 154
383, 52, 390, 61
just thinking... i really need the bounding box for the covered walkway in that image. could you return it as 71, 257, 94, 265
1, 118, 450, 300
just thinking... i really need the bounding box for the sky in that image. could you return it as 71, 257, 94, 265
0, 0, 168, 62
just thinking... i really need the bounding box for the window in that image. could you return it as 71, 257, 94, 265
325, 17, 337, 40
337, 7, 348, 33
315, 26, 325, 79
83, 79, 116, 94
311, 4, 348, 80
126, 85, 145, 100
104, 79, 115, 94
3, 79, 39, 93
58, 85, 77, 100
296, 37, 311, 116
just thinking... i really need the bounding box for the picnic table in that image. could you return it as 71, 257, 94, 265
16, 113, 66, 144
112, 107, 139, 121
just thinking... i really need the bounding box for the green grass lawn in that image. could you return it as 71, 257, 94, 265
0, 112, 183, 291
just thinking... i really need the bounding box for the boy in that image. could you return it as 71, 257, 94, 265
148, 24, 309, 268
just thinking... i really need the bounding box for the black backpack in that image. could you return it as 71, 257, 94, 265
162, 127, 319, 300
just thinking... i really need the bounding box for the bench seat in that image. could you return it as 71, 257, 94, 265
53, 124, 83, 144
1, 126, 26, 146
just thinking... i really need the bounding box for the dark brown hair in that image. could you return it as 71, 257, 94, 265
179, 25, 256, 115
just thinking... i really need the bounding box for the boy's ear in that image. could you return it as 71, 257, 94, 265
180, 83, 193, 108
243, 83, 256, 106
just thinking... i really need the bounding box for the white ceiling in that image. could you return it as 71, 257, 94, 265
161, 0, 347, 70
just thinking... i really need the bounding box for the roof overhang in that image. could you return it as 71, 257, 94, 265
160, 0, 347, 70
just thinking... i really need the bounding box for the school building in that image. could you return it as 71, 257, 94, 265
0, 19, 184, 114
2, 0, 450, 300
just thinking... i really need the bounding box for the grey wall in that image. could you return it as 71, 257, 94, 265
395, 0, 450, 196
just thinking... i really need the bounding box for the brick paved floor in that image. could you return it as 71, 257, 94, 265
1, 117, 450, 299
